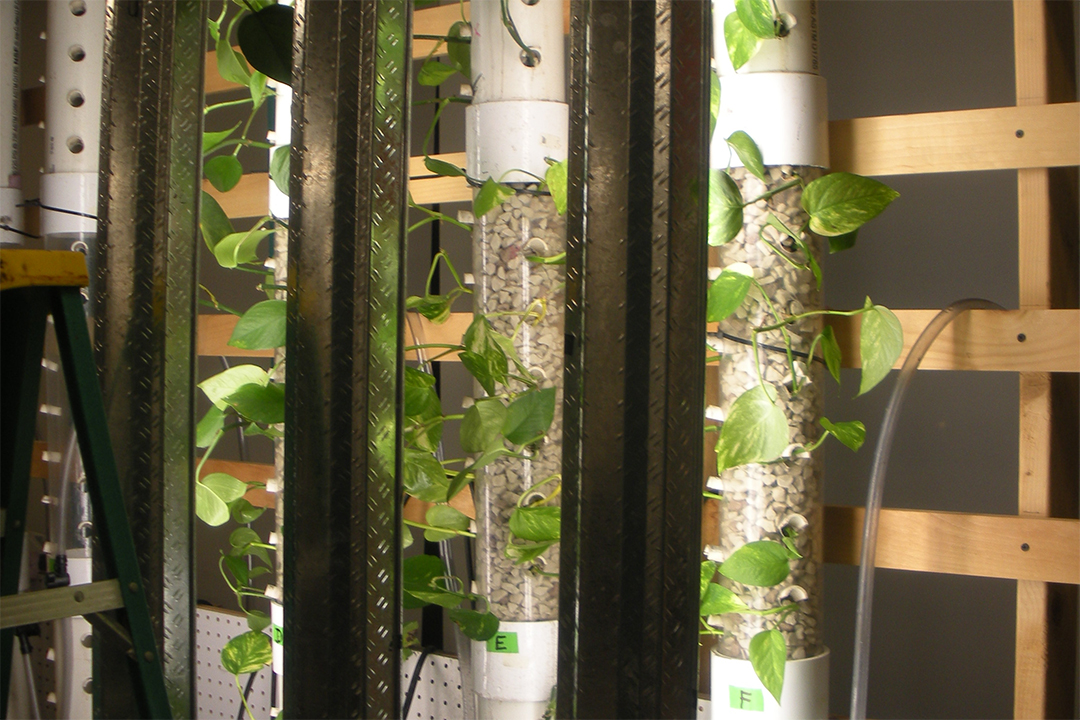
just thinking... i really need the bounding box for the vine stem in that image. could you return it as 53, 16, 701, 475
743, 177, 802, 206
235, 675, 257, 720
404, 519, 477, 539
756, 304, 872, 334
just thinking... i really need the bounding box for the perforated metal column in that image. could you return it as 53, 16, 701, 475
557, 1, 710, 717
93, 1, 205, 716
284, 1, 410, 717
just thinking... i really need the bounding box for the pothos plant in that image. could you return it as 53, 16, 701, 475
194, 0, 569, 698
699, 0, 903, 706
402, 0, 571, 603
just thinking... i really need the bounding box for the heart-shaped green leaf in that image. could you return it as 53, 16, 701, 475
544, 159, 568, 215
700, 582, 749, 615
269, 144, 290, 197
448, 608, 500, 641
200, 191, 235, 251
505, 538, 557, 565
818, 325, 842, 384
213, 227, 275, 268
735, 0, 778, 39
402, 554, 448, 609
203, 122, 241, 155
707, 263, 754, 323
502, 387, 556, 445
820, 417, 866, 452
224, 382, 284, 425
709, 169, 744, 246
237, 4, 294, 85
724, 12, 763, 70
403, 448, 451, 503
228, 299, 286, 350
446, 21, 471, 78
802, 172, 899, 237
473, 177, 514, 218
424, 156, 466, 178
719, 541, 791, 587
418, 60, 457, 87
230, 497, 265, 524
199, 364, 269, 410
203, 473, 248, 505
749, 629, 786, 705
196, 405, 226, 448
460, 399, 507, 454
726, 130, 766, 183
221, 631, 272, 676
508, 505, 560, 543
857, 299, 903, 396
701, 560, 718, 599
196, 483, 230, 526
715, 385, 788, 472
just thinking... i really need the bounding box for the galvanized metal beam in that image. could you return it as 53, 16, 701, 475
557, 1, 710, 717
93, 1, 205, 716
283, 1, 410, 716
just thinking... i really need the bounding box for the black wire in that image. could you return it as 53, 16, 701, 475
19, 199, 98, 220
711, 330, 825, 365
0, 224, 41, 239
401, 647, 433, 719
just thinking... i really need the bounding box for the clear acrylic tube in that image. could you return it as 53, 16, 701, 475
472, 189, 565, 622
713, 166, 825, 661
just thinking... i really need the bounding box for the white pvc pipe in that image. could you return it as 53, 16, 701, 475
41, 0, 104, 238
1, 0, 22, 246
465, 4, 567, 717
710, 0, 828, 170
471, 620, 557, 719
711, 649, 829, 720
465, 0, 568, 182
41, 4, 106, 717
709, 1, 830, 717
268, 82, 290, 220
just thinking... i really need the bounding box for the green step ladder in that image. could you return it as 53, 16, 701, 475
1, 249, 172, 719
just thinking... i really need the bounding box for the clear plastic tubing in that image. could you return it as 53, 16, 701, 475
472, 190, 565, 622
713, 166, 826, 662
849, 298, 1004, 720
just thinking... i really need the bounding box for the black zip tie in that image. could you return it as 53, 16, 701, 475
711, 330, 825, 365
0, 224, 42, 239
19, 199, 98, 220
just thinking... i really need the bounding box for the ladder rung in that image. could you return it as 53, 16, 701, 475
1, 580, 124, 629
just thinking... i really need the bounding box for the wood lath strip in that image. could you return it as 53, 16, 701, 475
200, 308, 1079, 374
199, 103, 1079, 218
830, 103, 1080, 177
824, 506, 1079, 584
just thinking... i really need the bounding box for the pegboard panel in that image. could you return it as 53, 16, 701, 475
401, 652, 465, 720
397, 652, 711, 719
196, 607, 272, 719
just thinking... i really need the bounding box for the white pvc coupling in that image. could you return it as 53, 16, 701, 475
711, 648, 829, 719
710, 0, 828, 169
40, 173, 97, 236
713, 0, 820, 77
466, 0, 568, 182
471, 619, 557, 719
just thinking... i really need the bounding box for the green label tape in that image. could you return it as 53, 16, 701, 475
486, 631, 518, 653
729, 686, 763, 711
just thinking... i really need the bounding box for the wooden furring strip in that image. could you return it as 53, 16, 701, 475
830, 103, 1080, 177
824, 506, 1079, 584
